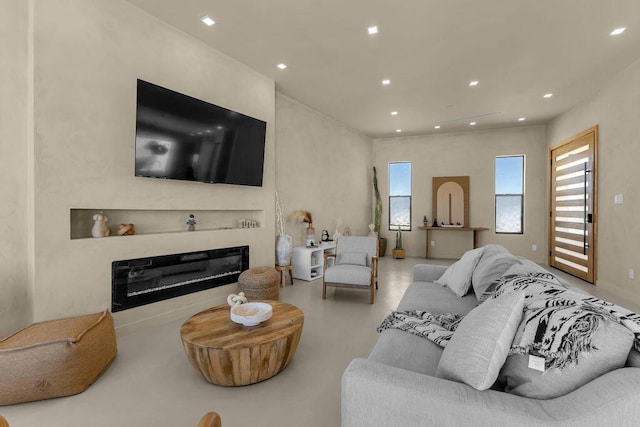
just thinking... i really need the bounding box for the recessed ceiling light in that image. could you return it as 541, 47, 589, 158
391, 111, 398, 116
368, 26, 379, 35
469, 122, 477, 126
434, 125, 441, 129
543, 93, 553, 98
469, 81, 479, 87
610, 27, 626, 36
277, 63, 287, 70
201, 16, 215, 26
518, 117, 526, 122
396, 129, 402, 133
382, 79, 391, 85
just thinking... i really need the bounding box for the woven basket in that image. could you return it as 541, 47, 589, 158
238, 267, 279, 300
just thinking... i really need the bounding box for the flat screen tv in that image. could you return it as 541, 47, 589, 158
134, 79, 267, 187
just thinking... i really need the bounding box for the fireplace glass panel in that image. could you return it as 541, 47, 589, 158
112, 246, 249, 312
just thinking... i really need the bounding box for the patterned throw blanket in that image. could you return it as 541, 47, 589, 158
378, 272, 640, 370
377, 311, 463, 347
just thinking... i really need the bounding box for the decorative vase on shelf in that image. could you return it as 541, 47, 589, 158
91, 212, 110, 238
305, 225, 316, 247
276, 234, 293, 266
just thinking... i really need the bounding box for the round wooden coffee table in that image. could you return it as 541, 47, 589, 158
180, 301, 304, 386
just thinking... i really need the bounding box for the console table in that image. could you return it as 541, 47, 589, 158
419, 226, 489, 259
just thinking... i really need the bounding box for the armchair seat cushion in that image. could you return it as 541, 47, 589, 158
325, 265, 371, 287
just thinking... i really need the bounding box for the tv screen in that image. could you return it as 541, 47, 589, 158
134, 80, 266, 186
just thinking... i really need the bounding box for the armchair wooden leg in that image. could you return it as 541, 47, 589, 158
322, 278, 327, 299
370, 283, 375, 304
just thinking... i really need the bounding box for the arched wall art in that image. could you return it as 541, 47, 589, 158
432, 176, 469, 227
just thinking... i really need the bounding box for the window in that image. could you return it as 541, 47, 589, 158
389, 162, 411, 231
495, 155, 524, 233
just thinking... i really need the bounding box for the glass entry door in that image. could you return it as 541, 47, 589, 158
549, 127, 598, 283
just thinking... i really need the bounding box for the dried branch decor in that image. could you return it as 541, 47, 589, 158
287, 210, 313, 227
275, 191, 286, 235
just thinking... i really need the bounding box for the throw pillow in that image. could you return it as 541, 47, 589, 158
471, 245, 521, 301
337, 251, 368, 266
435, 247, 485, 297
435, 291, 525, 390
499, 319, 634, 399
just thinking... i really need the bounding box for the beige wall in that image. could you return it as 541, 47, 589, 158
29, 0, 276, 330
0, 0, 31, 337
275, 93, 372, 245
373, 126, 548, 261
547, 58, 640, 308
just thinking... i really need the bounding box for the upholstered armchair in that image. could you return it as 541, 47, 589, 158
322, 236, 379, 304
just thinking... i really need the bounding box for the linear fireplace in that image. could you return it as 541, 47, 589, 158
111, 246, 249, 312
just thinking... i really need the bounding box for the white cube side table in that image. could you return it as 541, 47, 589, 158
291, 242, 336, 281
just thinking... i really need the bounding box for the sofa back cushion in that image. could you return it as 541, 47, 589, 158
499, 319, 634, 399
435, 291, 525, 390
435, 247, 484, 297
471, 245, 521, 300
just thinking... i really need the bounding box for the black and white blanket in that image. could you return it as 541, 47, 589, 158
378, 272, 640, 370
377, 311, 463, 347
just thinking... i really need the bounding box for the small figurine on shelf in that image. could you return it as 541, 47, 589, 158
117, 223, 136, 236
322, 230, 330, 241
333, 218, 343, 241
432, 218, 439, 227
187, 214, 196, 231
91, 212, 110, 238
423, 216, 428, 226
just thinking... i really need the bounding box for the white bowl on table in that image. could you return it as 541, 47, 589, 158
230, 302, 273, 326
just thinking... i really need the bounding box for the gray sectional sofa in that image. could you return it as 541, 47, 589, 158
342, 245, 640, 426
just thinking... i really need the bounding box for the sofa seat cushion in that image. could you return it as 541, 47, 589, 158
324, 264, 371, 286
398, 282, 478, 315
369, 282, 477, 377
369, 329, 444, 376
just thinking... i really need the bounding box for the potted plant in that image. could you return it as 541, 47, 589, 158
373, 166, 387, 257
393, 229, 405, 259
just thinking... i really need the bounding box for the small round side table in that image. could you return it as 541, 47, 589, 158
275, 264, 294, 288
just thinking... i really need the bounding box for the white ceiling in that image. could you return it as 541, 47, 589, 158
126, 0, 640, 138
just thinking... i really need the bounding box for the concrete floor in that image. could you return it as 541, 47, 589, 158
1, 256, 600, 427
